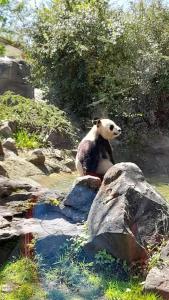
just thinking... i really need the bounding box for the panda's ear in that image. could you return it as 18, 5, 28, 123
92, 118, 101, 127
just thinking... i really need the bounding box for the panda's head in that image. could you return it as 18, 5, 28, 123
93, 118, 121, 140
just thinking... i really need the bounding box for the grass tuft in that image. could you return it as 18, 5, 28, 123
104, 280, 160, 300
43, 237, 161, 300
0, 257, 46, 300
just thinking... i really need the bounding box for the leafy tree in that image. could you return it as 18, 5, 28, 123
120, 1, 169, 123
29, 0, 169, 125
29, 0, 124, 117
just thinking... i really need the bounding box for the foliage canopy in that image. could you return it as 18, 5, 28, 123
28, 0, 169, 124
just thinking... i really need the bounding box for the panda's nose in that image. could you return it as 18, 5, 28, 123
118, 128, 121, 133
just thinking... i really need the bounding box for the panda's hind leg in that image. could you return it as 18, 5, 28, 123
96, 159, 113, 176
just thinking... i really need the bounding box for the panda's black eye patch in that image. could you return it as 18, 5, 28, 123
109, 125, 114, 131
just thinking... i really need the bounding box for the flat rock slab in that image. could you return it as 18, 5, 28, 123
0, 157, 43, 179
0, 202, 83, 238
0, 203, 84, 267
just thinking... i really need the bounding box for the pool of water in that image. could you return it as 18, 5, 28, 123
32, 172, 78, 193
32, 172, 169, 202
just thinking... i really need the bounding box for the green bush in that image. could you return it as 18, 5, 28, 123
0, 91, 77, 145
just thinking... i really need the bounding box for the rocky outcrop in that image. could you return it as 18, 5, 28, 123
64, 158, 76, 171
0, 147, 74, 180
0, 175, 37, 198
144, 241, 169, 300
0, 174, 42, 264
3, 138, 18, 154
26, 149, 45, 166
0, 179, 84, 265
0, 58, 34, 98
46, 129, 74, 149
0, 155, 44, 180
87, 162, 169, 262
0, 123, 12, 137
0, 175, 41, 224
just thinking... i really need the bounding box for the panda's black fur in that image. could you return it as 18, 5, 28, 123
77, 135, 115, 174
75, 118, 121, 178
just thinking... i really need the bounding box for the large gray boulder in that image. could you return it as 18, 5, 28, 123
87, 162, 169, 262
0, 58, 34, 98
64, 176, 101, 212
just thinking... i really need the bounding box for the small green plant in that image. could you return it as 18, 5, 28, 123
47, 197, 61, 206
95, 249, 116, 266
148, 248, 161, 271
147, 238, 168, 271
14, 130, 41, 149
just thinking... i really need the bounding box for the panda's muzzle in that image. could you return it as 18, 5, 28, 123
114, 128, 121, 136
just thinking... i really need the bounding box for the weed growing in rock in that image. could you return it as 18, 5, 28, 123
47, 197, 61, 206
147, 238, 169, 271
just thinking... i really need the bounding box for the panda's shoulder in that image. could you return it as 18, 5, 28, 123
78, 139, 95, 151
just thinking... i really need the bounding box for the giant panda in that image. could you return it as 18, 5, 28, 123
75, 118, 121, 179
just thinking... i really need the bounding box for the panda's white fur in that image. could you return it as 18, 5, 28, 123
76, 118, 121, 177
